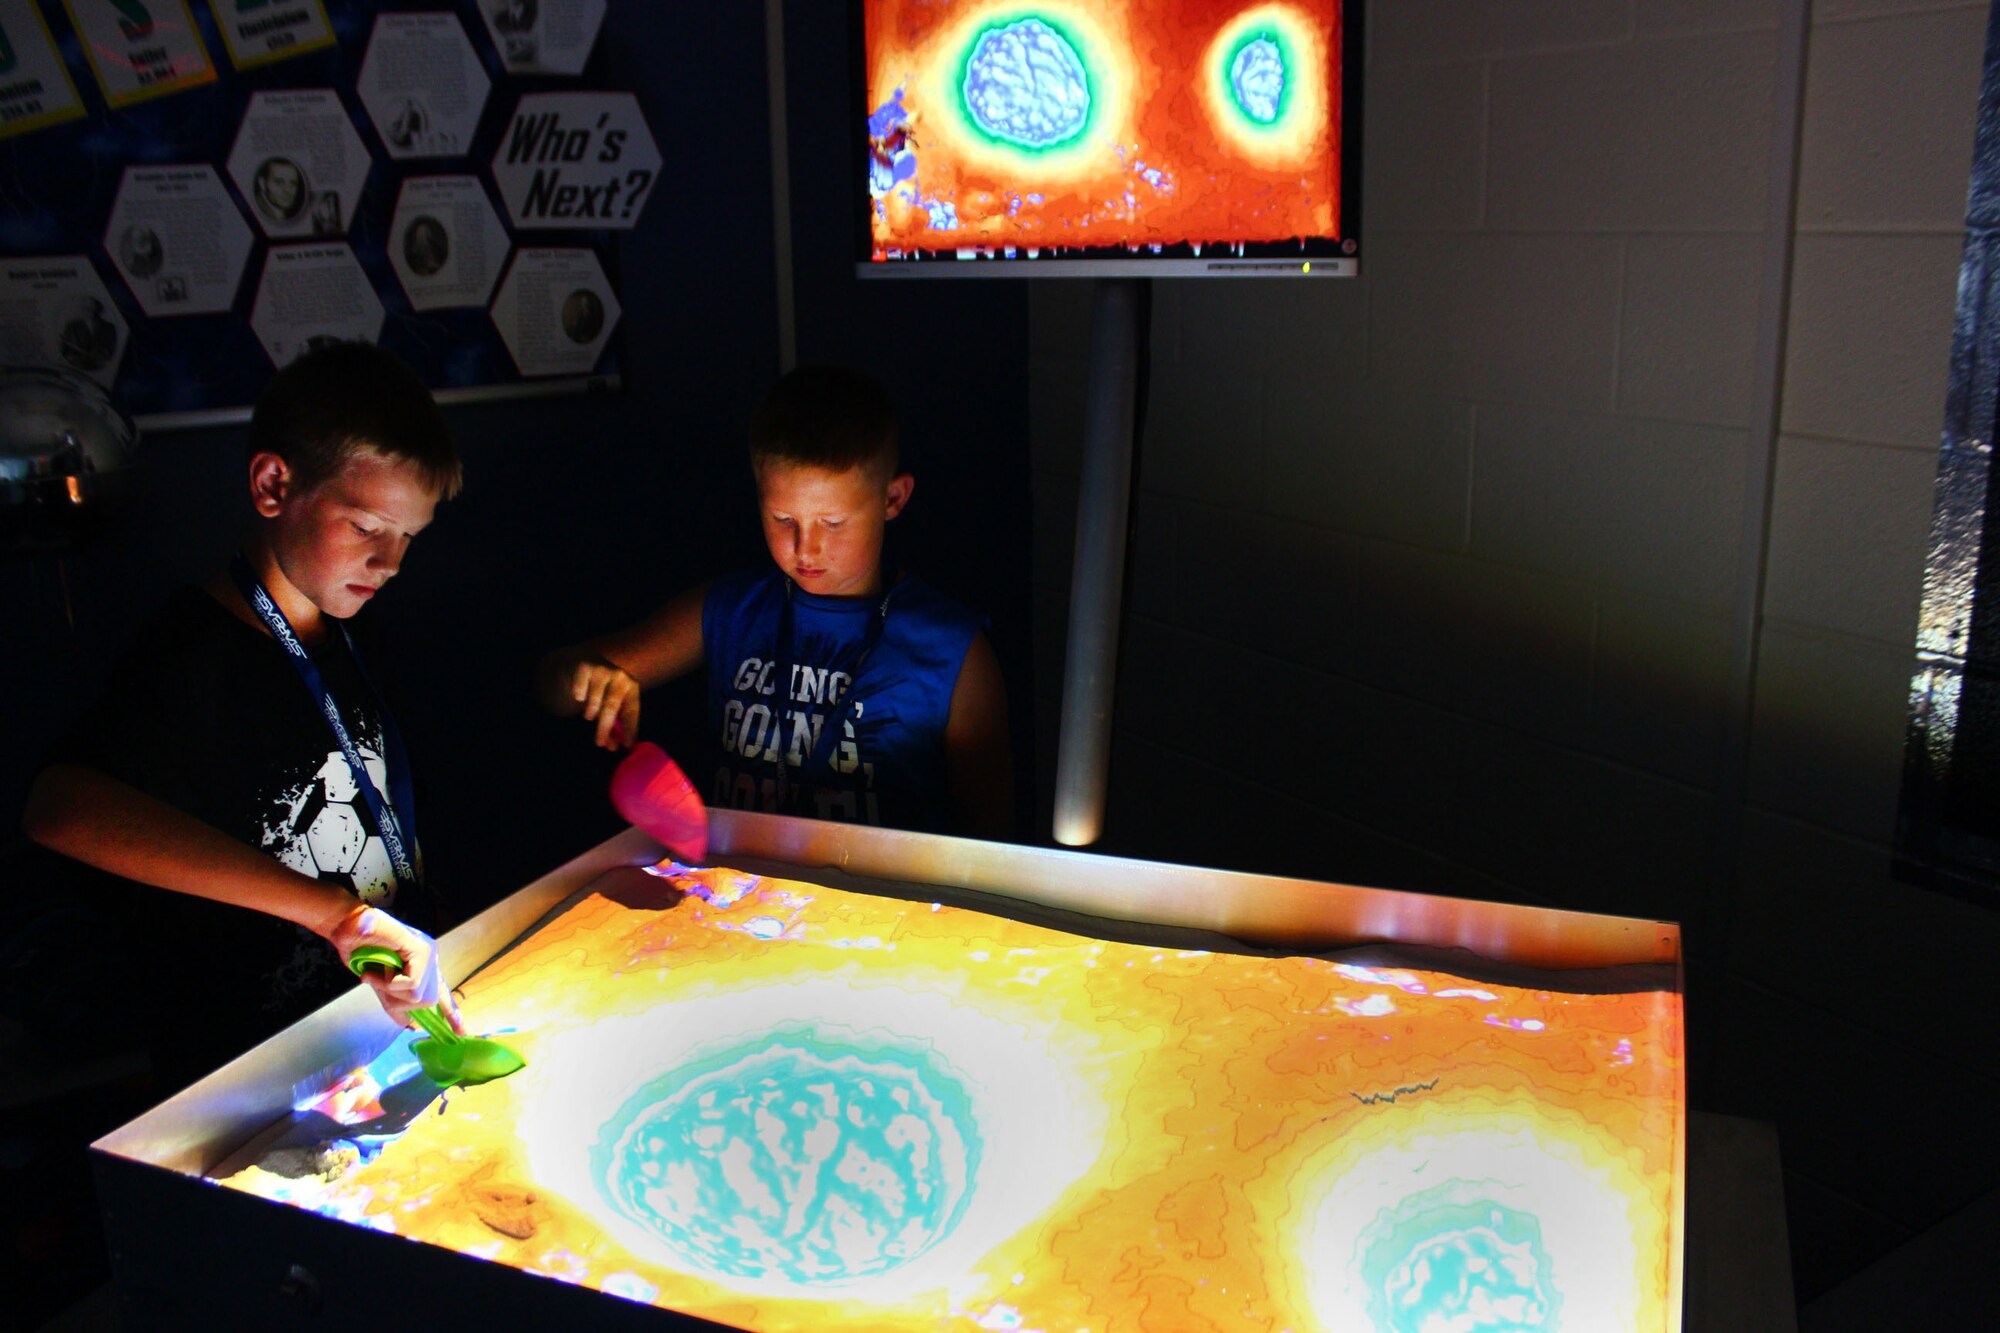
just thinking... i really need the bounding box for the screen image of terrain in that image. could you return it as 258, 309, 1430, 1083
220, 862, 1684, 1331
863, 1, 1347, 259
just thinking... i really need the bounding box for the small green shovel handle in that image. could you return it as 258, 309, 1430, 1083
342, 943, 527, 1088
346, 944, 405, 978
346, 945, 452, 1037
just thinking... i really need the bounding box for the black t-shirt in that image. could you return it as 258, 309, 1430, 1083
54, 586, 433, 1077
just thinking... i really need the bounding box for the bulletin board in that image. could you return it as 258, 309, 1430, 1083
0, 1, 652, 428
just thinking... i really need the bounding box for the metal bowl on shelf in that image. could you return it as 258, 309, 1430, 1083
0, 367, 139, 552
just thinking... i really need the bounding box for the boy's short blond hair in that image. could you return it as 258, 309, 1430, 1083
248, 342, 461, 498
748, 365, 899, 480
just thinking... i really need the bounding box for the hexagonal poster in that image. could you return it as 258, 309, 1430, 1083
491, 91, 658, 231
388, 176, 510, 311
477, 0, 605, 76
357, 12, 489, 160
0, 254, 126, 385
490, 246, 618, 377
228, 89, 373, 239
104, 165, 255, 317
249, 243, 384, 367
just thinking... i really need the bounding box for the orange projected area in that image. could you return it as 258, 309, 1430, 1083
864, 1, 1345, 258
219, 864, 1684, 1331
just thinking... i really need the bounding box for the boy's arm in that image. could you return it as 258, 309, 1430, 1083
23, 762, 460, 1031
535, 582, 711, 750
944, 631, 1015, 841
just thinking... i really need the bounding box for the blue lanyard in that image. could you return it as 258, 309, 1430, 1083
772, 578, 893, 816
228, 553, 421, 897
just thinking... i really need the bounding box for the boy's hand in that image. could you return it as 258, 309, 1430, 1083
325, 904, 466, 1035
571, 658, 640, 750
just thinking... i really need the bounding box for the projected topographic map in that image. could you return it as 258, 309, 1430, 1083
220, 862, 1684, 1332
864, 0, 1346, 256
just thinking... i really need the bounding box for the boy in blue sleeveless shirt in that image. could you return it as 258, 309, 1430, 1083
539, 366, 1013, 838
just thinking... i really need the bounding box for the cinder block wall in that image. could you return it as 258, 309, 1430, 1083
1029, 0, 1995, 1304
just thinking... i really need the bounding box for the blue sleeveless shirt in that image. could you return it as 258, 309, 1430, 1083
702, 567, 984, 832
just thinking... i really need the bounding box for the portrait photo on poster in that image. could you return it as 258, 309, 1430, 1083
57, 296, 118, 372
253, 155, 310, 225
119, 225, 164, 279
561, 287, 603, 344
403, 216, 449, 276
0, 256, 129, 388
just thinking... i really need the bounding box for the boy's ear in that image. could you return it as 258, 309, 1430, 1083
883, 472, 914, 521
248, 451, 293, 517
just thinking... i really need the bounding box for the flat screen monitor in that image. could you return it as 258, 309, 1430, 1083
855, 1, 1362, 279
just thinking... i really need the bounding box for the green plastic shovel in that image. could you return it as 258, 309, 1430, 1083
345, 945, 526, 1089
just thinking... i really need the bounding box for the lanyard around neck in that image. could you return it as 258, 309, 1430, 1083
228, 553, 420, 896
771, 577, 893, 815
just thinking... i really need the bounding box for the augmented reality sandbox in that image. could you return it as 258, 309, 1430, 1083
94, 815, 1685, 1331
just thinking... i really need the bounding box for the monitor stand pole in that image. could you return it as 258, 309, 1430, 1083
1052, 277, 1146, 846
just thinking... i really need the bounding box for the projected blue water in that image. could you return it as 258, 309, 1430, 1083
590, 1032, 981, 1285
1359, 1183, 1559, 1331
1229, 36, 1286, 124
961, 18, 1091, 149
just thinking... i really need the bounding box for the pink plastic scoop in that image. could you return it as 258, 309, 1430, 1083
610, 741, 709, 862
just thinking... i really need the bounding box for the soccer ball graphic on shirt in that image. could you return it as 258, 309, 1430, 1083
267, 747, 401, 904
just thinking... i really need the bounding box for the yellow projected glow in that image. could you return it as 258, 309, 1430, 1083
219, 864, 1685, 1331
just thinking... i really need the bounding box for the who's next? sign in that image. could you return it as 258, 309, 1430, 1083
490, 92, 659, 230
